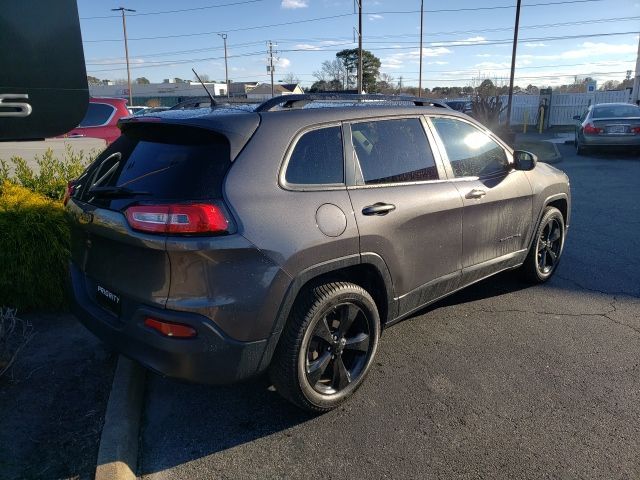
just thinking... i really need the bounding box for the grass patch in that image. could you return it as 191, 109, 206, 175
0, 182, 70, 311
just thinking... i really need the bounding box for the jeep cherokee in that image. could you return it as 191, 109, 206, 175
66, 94, 570, 412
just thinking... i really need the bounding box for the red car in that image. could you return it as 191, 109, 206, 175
63, 97, 130, 144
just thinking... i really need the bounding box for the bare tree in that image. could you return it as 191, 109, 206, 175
281, 73, 301, 84
193, 73, 211, 83
313, 59, 348, 88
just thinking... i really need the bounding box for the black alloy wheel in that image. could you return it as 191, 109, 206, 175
304, 302, 371, 394
521, 206, 565, 283
270, 282, 380, 413
537, 217, 563, 275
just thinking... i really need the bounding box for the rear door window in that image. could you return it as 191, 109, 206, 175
285, 126, 344, 185
74, 124, 231, 210
79, 103, 116, 127
350, 118, 439, 185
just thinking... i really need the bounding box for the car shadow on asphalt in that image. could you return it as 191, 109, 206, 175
140, 367, 315, 475
139, 269, 534, 477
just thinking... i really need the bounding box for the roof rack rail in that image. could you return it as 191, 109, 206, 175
254, 93, 451, 112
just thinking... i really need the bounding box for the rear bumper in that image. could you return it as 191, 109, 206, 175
69, 262, 269, 384
581, 135, 640, 147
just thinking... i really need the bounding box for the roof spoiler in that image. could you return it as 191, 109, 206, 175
255, 93, 451, 112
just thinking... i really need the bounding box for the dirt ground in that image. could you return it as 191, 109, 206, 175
0, 313, 116, 480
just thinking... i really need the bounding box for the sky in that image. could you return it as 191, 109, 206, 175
79, 0, 640, 89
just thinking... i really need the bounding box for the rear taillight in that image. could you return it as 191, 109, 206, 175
631, 126, 640, 134
125, 203, 230, 234
583, 123, 603, 135
144, 317, 197, 338
63, 181, 76, 206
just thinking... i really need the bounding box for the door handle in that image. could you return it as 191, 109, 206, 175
466, 188, 486, 199
362, 202, 396, 216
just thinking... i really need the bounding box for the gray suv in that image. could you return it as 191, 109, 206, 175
67, 94, 570, 412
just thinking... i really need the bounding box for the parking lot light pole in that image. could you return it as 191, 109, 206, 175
506, 0, 522, 128
218, 33, 230, 99
418, 0, 424, 97
111, 7, 136, 107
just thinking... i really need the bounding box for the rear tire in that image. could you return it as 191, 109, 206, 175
270, 282, 380, 413
575, 140, 587, 156
521, 206, 565, 283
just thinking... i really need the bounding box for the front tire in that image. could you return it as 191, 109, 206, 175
521, 206, 565, 283
270, 282, 380, 413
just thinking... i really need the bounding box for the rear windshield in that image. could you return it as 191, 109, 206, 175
79, 103, 116, 127
592, 104, 640, 119
73, 124, 231, 210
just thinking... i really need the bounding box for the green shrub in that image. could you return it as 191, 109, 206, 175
0, 182, 70, 311
0, 144, 94, 200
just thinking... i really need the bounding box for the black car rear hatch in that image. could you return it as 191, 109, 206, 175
67, 114, 259, 316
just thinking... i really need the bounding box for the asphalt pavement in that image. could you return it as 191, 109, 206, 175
139, 145, 640, 480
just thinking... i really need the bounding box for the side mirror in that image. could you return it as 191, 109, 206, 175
513, 150, 538, 171
572, 115, 581, 121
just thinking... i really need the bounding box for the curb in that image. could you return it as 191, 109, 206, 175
542, 141, 563, 164
95, 356, 145, 480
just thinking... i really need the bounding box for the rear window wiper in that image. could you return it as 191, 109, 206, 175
88, 186, 152, 198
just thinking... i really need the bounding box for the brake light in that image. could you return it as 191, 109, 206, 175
125, 203, 230, 234
144, 317, 197, 338
583, 123, 602, 135
63, 181, 76, 206
631, 126, 640, 134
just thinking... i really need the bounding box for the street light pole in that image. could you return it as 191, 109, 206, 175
506, 0, 522, 128
218, 33, 230, 99
111, 7, 136, 107
418, 0, 424, 97
357, 0, 363, 94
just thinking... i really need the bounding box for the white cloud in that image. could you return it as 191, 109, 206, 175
524, 42, 547, 48
281, 0, 308, 8
381, 47, 451, 69
433, 36, 487, 47
368, 14, 383, 21
427, 61, 449, 65
276, 58, 291, 68
295, 44, 321, 51
526, 41, 637, 61
476, 53, 493, 58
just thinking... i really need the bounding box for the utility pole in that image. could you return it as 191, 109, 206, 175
631, 34, 640, 105
219, 33, 230, 98
418, 0, 424, 97
267, 41, 277, 98
357, 0, 363, 94
505, 0, 522, 128
111, 7, 136, 107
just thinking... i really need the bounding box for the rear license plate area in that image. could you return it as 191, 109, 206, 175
606, 125, 627, 134
96, 285, 121, 316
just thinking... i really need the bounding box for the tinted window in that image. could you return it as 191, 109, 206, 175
79, 103, 116, 127
351, 118, 438, 185
592, 104, 640, 119
431, 117, 508, 178
285, 126, 344, 185
75, 124, 231, 210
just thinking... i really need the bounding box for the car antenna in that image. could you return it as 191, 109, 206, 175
192, 68, 217, 108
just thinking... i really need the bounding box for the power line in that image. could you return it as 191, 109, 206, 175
80, 0, 265, 20
80, 0, 611, 43
85, 30, 639, 67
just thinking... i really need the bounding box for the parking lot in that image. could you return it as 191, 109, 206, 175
138, 144, 640, 479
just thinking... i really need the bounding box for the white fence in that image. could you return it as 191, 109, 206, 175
450, 90, 632, 127
547, 90, 631, 126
